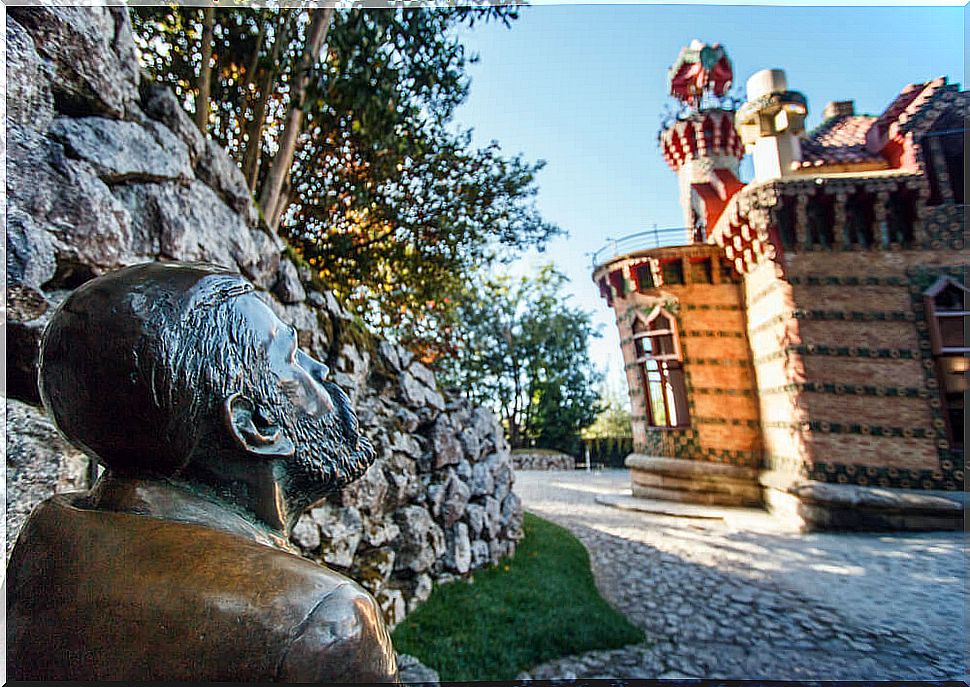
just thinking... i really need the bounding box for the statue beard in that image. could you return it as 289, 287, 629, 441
272, 380, 376, 511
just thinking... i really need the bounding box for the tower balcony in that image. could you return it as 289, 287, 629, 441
591, 228, 739, 308
589, 226, 692, 271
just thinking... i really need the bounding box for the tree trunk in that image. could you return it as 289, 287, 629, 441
504, 408, 521, 450
234, 11, 267, 166
504, 320, 526, 448
241, 12, 267, 95
523, 377, 535, 443
269, 180, 291, 231
258, 6, 333, 230
242, 11, 289, 190
194, 6, 216, 133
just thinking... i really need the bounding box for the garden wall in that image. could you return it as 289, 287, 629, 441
511, 450, 576, 471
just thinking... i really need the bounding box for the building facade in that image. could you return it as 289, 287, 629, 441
592, 43, 967, 529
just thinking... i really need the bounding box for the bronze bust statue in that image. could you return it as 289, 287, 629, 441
7, 262, 399, 682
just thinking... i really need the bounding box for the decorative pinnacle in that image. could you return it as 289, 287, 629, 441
668, 39, 733, 109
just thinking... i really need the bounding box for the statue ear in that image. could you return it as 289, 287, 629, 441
223, 392, 295, 458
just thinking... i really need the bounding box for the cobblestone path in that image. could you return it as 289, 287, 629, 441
515, 470, 967, 681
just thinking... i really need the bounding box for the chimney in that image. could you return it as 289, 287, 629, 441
823, 100, 855, 120
735, 68, 808, 182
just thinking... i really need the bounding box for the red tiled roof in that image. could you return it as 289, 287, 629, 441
864, 77, 949, 169
796, 115, 883, 169
870, 77, 947, 138
795, 77, 950, 171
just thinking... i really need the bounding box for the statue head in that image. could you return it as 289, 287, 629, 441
38, 262, 375, 531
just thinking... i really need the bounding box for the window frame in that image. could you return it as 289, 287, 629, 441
631, 307, 690, 429
923, 276, 968, 451
924, 277, 970, 355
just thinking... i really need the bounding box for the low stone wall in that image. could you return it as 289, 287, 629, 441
5, 6, 523, 628
626, 454, 762, 508
512, 451, 576, 471
760, 471, 965, 531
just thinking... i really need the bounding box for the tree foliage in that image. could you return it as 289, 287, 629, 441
437, 265, 602, 454
130, 5, 559, 357
582, 378, 633, 439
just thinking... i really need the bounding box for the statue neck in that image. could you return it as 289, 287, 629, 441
173, 455, 302, 536
88, 473, 299, 553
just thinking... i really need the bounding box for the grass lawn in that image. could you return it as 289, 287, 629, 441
391, 512, 644, 681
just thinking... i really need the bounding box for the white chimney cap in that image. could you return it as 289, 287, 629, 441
747, 69, 788, 100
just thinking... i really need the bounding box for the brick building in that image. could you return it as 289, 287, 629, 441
592, 42, 967, 529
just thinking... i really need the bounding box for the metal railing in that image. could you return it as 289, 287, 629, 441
589, 226, 690, 268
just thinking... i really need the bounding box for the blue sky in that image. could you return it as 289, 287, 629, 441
451, 4, 966, 398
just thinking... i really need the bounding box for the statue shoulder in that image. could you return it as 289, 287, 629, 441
277, 581, 399, 683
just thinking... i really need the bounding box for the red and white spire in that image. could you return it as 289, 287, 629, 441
659, 40, 745, 242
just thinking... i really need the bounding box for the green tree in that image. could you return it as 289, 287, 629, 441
131, 5, 558, 357
438, 265, 603, 454
582, 377, 633, 439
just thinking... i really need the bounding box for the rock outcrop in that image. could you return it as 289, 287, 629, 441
5, 6, 523, 626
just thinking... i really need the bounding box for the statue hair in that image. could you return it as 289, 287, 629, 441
40, 264, 270, 478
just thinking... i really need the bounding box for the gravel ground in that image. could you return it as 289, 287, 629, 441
514, 469, 967, 681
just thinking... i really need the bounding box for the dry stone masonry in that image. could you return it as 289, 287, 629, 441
511, 450, 577, 471
5, 6, 523, 627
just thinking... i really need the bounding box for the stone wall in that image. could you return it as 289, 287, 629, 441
511, 450, 576, 471
4, 6, 523, 627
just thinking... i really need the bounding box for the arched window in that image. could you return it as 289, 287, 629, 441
924, 277, 968, 452
632, 307, 690, 428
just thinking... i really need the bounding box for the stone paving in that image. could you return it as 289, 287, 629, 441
514, 469, 967, 681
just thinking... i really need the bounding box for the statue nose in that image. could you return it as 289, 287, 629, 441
297, 349, 330, 386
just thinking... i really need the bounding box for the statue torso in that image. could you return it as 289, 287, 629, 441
7, 484, 397, 682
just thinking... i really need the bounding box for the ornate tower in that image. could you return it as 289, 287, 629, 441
659, 40, 745, 242
590, 41, 763, 508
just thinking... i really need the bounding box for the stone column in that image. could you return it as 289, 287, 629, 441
833, 191, 848, 248
873, 190, 890, 249
925, 136, 954, 204
913, 181, 931, 246
795, 192, 810, 248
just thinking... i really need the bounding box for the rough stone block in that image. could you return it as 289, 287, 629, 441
431, 416, 463, 469
50, 116, 192, 183
444, 522, 472, 574
6, 16, 55, 135
290, 513, 321, 552
393, 506, 446, 574
10, 5, 140, 119
317, 506, 364, 569
469, 462, 495, 498
6, 399, 90, 554
465, 503, 486, 538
